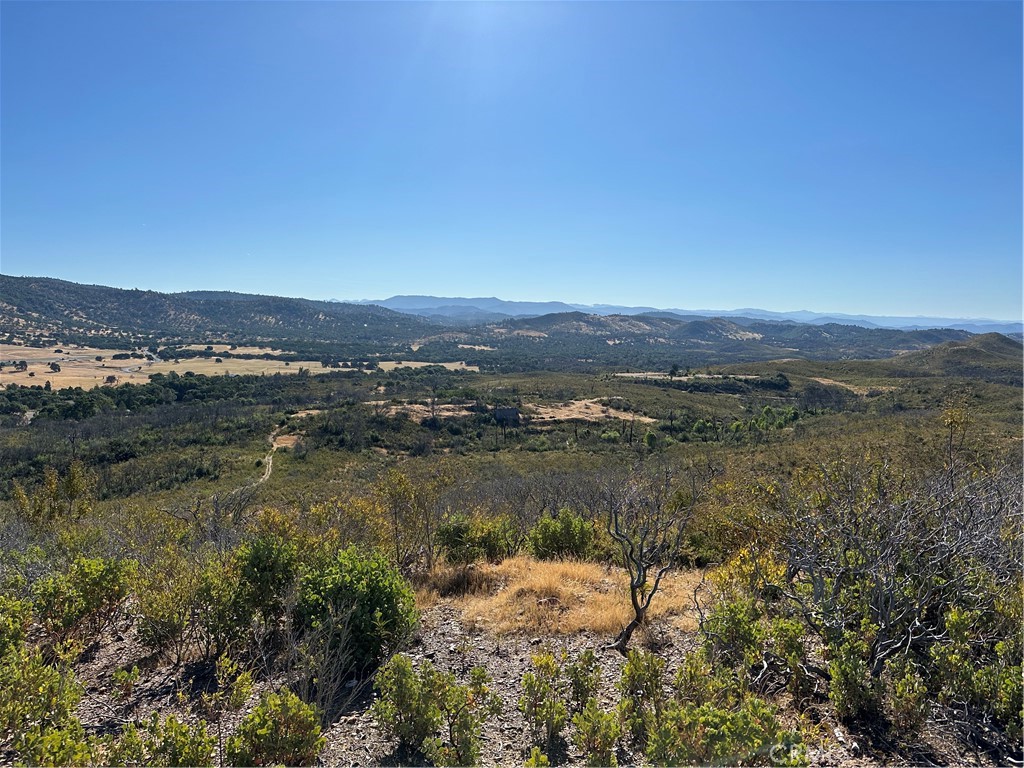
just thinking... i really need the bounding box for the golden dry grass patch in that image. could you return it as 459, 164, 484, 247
448, 556, 700, 637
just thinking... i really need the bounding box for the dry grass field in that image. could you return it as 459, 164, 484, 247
0, 344, 324, 389
0, 343, 477, 390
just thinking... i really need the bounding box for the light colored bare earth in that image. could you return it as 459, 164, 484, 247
370, 397, 655, 425
527, 398, 656, 424
367, 401, 477, 420
272, 434, 301, 449
376, 360, 478, 372
457, 343, 496, 351
810, 377, 896, 395
491, 328, 548, 338
613, 371, 757, 380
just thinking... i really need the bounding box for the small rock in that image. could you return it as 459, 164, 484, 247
529, 637, 541, 645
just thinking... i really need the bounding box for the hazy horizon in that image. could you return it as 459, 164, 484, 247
2, 2, 1021, 320
1, 271, 1019, 324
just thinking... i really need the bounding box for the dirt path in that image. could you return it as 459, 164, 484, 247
252, 410, 321, 487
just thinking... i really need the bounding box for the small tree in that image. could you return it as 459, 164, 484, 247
604, 461, 717, 654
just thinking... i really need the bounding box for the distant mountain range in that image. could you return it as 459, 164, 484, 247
1, 276, 1018, 372
356, 295, 1023, 335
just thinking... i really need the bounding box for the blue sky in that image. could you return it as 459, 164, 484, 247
2, 1, 1021, 320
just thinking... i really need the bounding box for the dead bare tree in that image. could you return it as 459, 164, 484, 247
604, 460, 719, 655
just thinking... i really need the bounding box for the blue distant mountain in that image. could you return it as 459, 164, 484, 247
355, 295, 1023, 335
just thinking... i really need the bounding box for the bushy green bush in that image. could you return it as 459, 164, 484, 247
423, 667, 502, 766
617, 650, 666, 747
565, 649, 601, 714
14, 720, 95, 767
136, 568, 193, 663
372, 654, 442, 750
702, 595, 762, 667
32, 556, 136, 643
437, 515, 519, 565
192, 555, 250, 661
296, 546, 417, 673
141, 712, 216, 767
573, 698, 620, 767
226, 688, 324, 767
646, 698, 806, 767
0, 646, 82, 746
236, 532, 298, 623
0, 594, 31, 659
519, 652, 568, 750
882, 656, 929, 737
673, 648, 746, 709
373, 655, 501, 766
827, 633, 880, 721
528, 508, 595, 561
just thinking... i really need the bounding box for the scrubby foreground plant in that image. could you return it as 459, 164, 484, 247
373, 652, 502, 766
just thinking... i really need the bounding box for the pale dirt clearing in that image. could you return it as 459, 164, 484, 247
527, 398, 656, 424
612, 371, 757, 381
810, 377, 896, 395
376, 360, 478, 372
367, 401, 478, 420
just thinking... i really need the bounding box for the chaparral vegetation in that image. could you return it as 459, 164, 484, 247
0, 278, 1020, 767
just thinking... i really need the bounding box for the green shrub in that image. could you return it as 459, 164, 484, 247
572, 698, 620, 767
200, 655, 253, 717
617, 650, 666, 747
372, 654, 441, 750
882, 656, 929, 737
423, 667, 501, 766
14, 720, 95, 767
296, 546, 417, 673
524, 746, 550, 766
673, 648, 746, 709
111, 666, 140, 702
702, 595, 762, 668
0, 595, 32, 659
770, 617, 814, 705
528, 509, 595, 561
646, 698, 806, 767
32, 556, 136, 643
519, 652, 568, 750
565, 649, 601, 714
225, 688, 324, 767
141, 712, 216, 767
438, 515, 520, 565
193, 555, 251, 662
136, 571, 193, 663
0, 646, 82, 746
236, 532, 298, 623
828, 633, 880, 721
